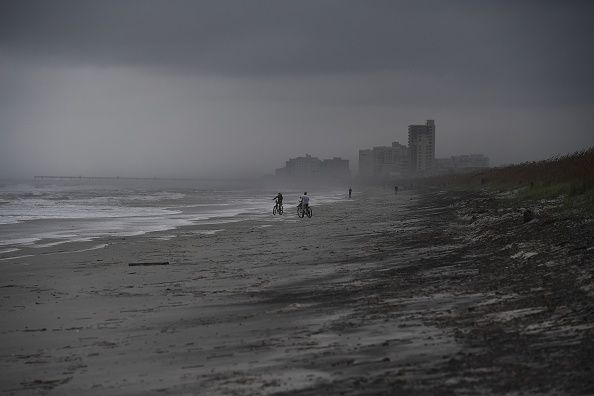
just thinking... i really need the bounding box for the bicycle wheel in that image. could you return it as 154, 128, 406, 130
279, 205, 283, 215
306, 207, 312, 218
297, 206, 304, 218
273, 206, 277, 215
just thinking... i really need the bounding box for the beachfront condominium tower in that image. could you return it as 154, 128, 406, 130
358, 142, 409, 178
408, 120, 435, 173
358, 149, 373, 178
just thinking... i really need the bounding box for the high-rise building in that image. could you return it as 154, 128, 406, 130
321, 157, 350, 177
275, 154, 321, 177
276, 154, 350, 178
388, 141, 409, 175
358, 142, 409, 178
408, 120, 435, 173
358, 149, 373, 177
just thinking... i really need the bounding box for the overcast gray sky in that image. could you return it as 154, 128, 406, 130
1, 0, 593, 178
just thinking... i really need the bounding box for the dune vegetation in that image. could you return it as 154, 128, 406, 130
429, 147, 594, 211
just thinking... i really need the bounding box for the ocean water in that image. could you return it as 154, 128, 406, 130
0, 179, 346, 254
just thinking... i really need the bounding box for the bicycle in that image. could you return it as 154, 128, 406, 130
297, 203, 312, 218
273, 203, 284, 215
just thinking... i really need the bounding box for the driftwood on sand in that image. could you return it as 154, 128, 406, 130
128, 262, 170, 267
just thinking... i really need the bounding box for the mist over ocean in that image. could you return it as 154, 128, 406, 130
0, 178, 346, 253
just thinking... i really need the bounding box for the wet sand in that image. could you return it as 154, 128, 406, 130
0, 188, 592, 395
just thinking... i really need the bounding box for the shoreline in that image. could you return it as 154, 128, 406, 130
0, 189, 349, 258
0, 194, 349, 261
1, 188, 592, 395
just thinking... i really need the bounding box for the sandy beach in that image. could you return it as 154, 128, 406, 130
1, 188, 593, 395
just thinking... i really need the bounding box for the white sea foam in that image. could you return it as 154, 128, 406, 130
0, 237, 40, 247
0, 199, 182, 225
60, 243, 108, 255
0, 254, 34, 261
0, 180, 347, 249
194, 229, 224, 235
34, 238, 93, 248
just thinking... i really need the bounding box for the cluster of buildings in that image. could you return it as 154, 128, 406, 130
358, 141, 409, 178
275, 154, 350, 179
359, 120, 489, 178
274, 119, 489, 180
359, 120, 436, 178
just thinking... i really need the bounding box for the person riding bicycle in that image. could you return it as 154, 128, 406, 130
298, 192, 310, 209
272, 192, 284, 214
273, 192, 283, 208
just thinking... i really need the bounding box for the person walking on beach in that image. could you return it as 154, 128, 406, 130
394, 185, 399, 195
348, 187, 352, 198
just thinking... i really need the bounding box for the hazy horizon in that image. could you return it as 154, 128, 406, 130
1, 1, 593, 179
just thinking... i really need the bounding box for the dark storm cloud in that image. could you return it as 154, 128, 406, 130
0, 1, 593, 178
1, 0, 593, 104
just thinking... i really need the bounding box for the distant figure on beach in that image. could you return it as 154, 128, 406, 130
394, 185, 399, 195
348, 187, 352, 198
273, 192, 283, 206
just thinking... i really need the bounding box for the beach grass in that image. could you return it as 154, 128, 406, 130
428, 147, 594, 211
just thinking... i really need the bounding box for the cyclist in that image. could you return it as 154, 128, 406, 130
299, 192, 310, 210
273, 192, 283, 209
